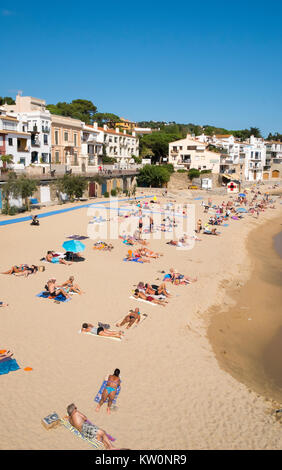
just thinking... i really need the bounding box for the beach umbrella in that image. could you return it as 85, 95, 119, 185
239, 193, 246, 197
62, 240, 86, 253
236, 207, 248, 213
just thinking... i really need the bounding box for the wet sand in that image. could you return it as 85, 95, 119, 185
208, 216, 282, 403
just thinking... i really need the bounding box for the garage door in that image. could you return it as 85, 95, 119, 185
272, 170, 280, 178
263, 172, 269, 180
40, 185, 51, 203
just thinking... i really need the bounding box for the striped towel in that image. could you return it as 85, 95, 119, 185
60, 418, 104, 449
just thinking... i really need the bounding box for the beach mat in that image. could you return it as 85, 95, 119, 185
60, 418, 105, 449
123, 258, 144, 263
36, 291, 71, 303
129, 296, 157, 306
0, 358, 20, 375
78, 330, 122, 341
94, 380, 121, 406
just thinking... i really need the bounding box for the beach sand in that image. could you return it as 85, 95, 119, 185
0, 190, 282, 450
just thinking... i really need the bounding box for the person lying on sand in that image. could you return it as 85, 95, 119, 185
0, 350, 14, 359
66, 403, 117, 449
133, 289, 167, 306
136, 247, 163, 258
2, 264, 39, 277
45, 278, 70, 299
95, 369, 121, 415
138, 282, 171, 298
46, 251, 72, 265
116, 308, 141, 329
126, 250, 150, 263
58, 276, 84, 295
81, 323, 123, 339
0, 301, 8, 307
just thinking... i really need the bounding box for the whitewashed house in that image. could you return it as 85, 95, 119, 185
168, 134, 220, 173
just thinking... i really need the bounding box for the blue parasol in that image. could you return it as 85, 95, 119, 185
62, 240, 86, 253
236, 207, 248, 213
239, 193, 246, 197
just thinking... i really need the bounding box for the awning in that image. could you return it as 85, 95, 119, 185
221, 174, 232, 180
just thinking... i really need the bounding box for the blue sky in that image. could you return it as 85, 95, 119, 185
1, 0, 281, 136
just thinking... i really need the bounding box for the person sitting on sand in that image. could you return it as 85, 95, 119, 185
133, 289, 167, 306
81, 323, 123, 339
137, 247, 163, 259
126, 250, 150, 263
0, 350, 14, 360
46, 251, 72, 265
58, 276, 84, 294
66, 403, 116, 449
46, 278, 70, 299
31, 215, 40, 226
95, 369, 121, 415
116, 308, 141, 329
168, 268, 197, 284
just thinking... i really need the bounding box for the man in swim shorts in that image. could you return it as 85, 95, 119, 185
95, 369, 121, 415
66, 403, 116, 449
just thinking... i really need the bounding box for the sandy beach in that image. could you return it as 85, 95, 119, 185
1, 187, 282, 450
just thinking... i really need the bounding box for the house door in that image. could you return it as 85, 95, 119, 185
272, 170, 279, 178
89, 182, 96, 197
253, 170, 257, 180
102, 182, 107, 194
263, 173, 269, 180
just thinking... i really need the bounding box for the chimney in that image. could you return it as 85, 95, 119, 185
115, 127, 119, 133
93, 122, 98, 130
103, 124, 108, 130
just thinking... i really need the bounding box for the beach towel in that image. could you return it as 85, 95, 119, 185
36, 291, 71, 303
0, 358, 20, 375
78, 330, 122, 341
129, 295, 157, 306
123, 258, 144, 263
94, 379, 121, 406
67, 235, 89, 240
60, 418, 105, 449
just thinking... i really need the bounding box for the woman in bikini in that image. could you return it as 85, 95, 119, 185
81, 323, 124, 339
133, 289, 167, 306
116, 308, 141, 329
95, 369, 121, 415
58, 276, 83, 294
2, 264, 38, 276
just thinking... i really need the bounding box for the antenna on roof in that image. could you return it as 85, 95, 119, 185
17, 90, 23, 96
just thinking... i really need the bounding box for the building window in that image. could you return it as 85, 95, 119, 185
74, 152, 78, 165
44, 134, 48, 145
64, 132, 68, 142
8, 138, 13, 146
55, 151, 60, 163
55, 130, 59, 145
19, 158, 26, 166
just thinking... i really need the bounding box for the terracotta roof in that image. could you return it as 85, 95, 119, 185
97, 127, 137, 139
215, 134, 232, 139
0, 130, 29, 136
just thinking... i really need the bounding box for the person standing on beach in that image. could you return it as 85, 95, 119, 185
95, 369, 121, 415
66, 403, 116, 449
149, 215, 154, 233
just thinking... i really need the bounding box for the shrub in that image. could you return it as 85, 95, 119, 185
177, 169, 187, 173
104, 191, 109, 198
111, 188, 117, 196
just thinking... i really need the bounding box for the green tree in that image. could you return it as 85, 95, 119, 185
47, 99, 97, 124
139, 132, 181, 163
1, 154, 14, 171
188, 168, 200, 181
56, 175, 88, 201
1, 172, 20, 213
18, 176, 38, 210
95, 113, 120, 127
0, 97, 15, 105
137, 164, 171, 187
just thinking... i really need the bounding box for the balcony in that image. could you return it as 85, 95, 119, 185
42, 127, 50, 133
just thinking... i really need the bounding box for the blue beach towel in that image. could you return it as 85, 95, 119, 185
36, 291, 71, 302
123, 258, 144, 263
94, 380, 121, 405
0, 358, 20, 375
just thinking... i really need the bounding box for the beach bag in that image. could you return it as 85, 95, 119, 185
98, 322, 110, 330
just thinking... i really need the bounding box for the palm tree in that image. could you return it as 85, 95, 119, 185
1, 154, 14, 171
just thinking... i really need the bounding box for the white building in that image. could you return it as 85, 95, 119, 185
3, 94, 52, 168
0, 112, 31, 169
97, 125, 139, 168
240, 136, 266, 182
168, 134, 220, 173
81, 122, 103, 169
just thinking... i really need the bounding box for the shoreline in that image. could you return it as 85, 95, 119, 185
207, 214, 282, 405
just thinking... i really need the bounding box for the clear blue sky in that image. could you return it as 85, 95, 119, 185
1, 0, 281, 136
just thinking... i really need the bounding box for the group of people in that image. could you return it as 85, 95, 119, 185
45, 276, 83, 299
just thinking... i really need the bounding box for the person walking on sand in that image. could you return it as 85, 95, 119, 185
66, 403, 117, 449
95, 369, 121, 415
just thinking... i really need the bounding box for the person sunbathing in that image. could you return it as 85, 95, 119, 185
66, 403, 116, 449
0, 350, 13, 359
137, 247, 162, 258
81, 323, 123, 339
46, 251, 72, 265
138, 281, 171, 298
116, 308, 141, 329
133, 289, 167, 306
167, 268, 197, 284
126, 250, 150, 263
46, 278, 70, 299
0, 301, 8, 307
2, 264, 38, 276
58, 276, 84, 294
95, 369, 121, 415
